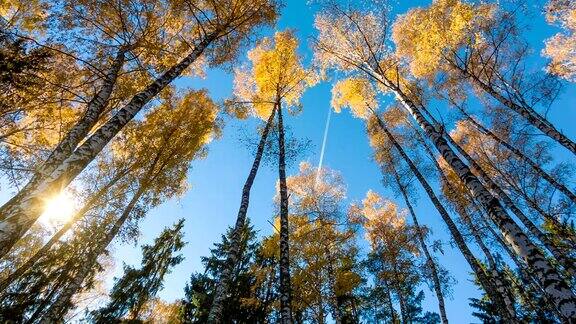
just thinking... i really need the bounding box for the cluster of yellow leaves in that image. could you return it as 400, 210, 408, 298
543, 0, 576, 81
349, 190, 408, 250
331, 77, 377, 119
284, 162, 346, 217
111, 89, 220, 205
262, 164, 361, 318
233, 30, 316, 120
392, 0, 496, 78
261, 214, 361, 317
138, 298, 182, 324
0, 0, 48, 32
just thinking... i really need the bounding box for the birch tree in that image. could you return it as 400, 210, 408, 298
209, 30, 316, 323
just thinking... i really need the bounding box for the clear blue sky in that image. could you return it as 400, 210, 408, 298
100, 1, 576, 323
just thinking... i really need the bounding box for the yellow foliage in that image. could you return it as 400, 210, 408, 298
111, 89, 220, 204
331, 78, 377, 119
392, 0, 496, 78
543, 0, 576, 81
0, 0, 48, 31
233, 30, 316, 120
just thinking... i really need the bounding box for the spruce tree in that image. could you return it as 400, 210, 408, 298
90, 219, 186, 323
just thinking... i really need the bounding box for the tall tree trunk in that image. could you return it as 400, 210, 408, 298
0, 31, 219, 257
390, 165, 448, 324
277, 101, 293, 324
369, 113, 517, 321
42, 185, 147, 322
443, 131, 576, 276
381, 278, 397, 324
0, 169, 127, 293
374, 72, 576, 317
456, 106, 576, 203
207, 105, 277, 323
451, 61, 576, 155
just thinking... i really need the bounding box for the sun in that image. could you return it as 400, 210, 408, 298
39, 192, 76, 225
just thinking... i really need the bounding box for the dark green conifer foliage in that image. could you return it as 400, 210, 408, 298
91, 219, 186, 323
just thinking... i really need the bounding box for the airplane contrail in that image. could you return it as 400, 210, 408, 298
316, 105, 332, 187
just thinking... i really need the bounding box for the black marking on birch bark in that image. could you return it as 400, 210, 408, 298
445, 133, 576, 277
393, 168, 449, 324
452, 62, 576, 155
458, 108, 576, 204
386, 84, 576, 319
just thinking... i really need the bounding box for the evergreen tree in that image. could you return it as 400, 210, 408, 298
91, 219, 186, 323
181, 219, 263, 323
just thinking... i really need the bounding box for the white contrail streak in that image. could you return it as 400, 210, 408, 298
316, 105, 332, 186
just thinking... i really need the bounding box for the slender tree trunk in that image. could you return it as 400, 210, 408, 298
0, 170, 127, 293
374, 73, 576, 317
26, 270, 69, 324
207, 105, 277, 323
0, 31, 219, 257
391, 166, 448, 324
382, 279, 397, 324
42, 185, 147, 322
456, 107, 576, 203
451, 62, 576, 155
277, 101, 293, 323
370, 113, 517, 321
444, 131, 576, 276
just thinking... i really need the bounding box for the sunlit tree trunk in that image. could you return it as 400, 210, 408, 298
0, 47, 127, 243
0, 169, 127, 293
370, 113, 517, 321
456, 107, 576, 203
208, 104, 277, 323
451, 62, 576, 155
391, 165, 449, 324
277, 101, 293, 323
0, 31, 219, 257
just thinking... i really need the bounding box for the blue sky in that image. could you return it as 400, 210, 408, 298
99, 0, 576, 323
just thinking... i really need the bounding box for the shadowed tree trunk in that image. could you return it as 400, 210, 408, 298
277, 101, 293, 323
42, 184, 147, 322
207, 104, 277, 323
0, 169, 128, 293
390, 164, 449, 324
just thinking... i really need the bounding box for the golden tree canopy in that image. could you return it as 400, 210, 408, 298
331, 77, 377, 119
392, 0, 495, 78
233, 30, 316, 120
543, 0, 576, 81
